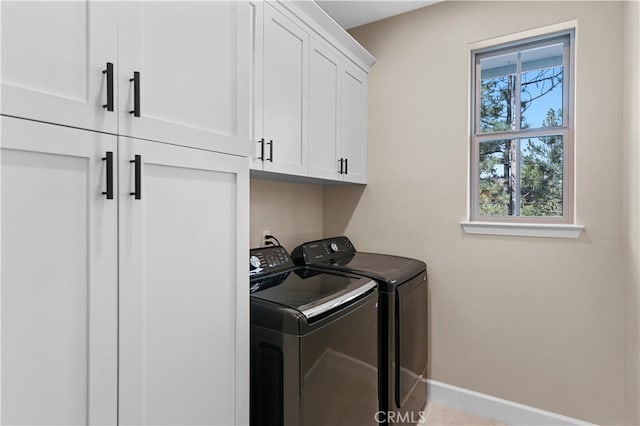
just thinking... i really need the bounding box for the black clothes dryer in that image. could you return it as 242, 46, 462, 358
250, 245, 379, 426
292, 237, 428, 425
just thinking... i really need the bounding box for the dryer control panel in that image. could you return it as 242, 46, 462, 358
250, 246, 295, 276
291, 236, 356, 265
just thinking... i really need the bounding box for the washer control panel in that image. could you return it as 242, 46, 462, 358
291, 236, 356, 265
249, 245, 294, 276
324, 238, 354, 254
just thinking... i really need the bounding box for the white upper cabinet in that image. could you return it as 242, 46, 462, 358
250, 1, 374, 183
308, 37, 369, 183
254, 3, 309, 176
118, 2, 249, 155
308, 38, 341, 181
340, 63, 368, 184
249, 0, 265, 171
2, 1, 250, 156
1, 1, 118, 133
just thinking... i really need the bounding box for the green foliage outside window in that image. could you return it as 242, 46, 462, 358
478, 68, 564, 217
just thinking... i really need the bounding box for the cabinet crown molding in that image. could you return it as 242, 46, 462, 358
274, 0, 376, 72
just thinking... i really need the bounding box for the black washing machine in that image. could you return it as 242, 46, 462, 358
250, 245, 380, 426
292, 237, 428, 425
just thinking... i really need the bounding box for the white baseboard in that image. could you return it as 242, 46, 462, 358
426, 379, 596, 426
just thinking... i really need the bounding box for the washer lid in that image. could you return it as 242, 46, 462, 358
323, 252, 426, 287
251, 268, 376, 319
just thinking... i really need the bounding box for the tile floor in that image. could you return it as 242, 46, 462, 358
419, 401, 504, 426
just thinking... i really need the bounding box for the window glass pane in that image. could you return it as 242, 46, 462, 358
520, 135, 563, 216
478, 139, 512, 215
479, 136, 564, 217
520, 43, 564, 129
479, 52, 516, 132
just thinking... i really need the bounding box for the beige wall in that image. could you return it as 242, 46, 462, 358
324, 2, 628, 424
623, 1, 640, 425
250, 178, 324, 250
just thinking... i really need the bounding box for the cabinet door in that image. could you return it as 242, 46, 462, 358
340, 64, 368, 184
1, 117, 118, 425
262, 3, 309, 176
1, 1, 118, 133
308, 38, 341, 181
118, 1, 249, 156
118, 138, 249, 426
249, 0, 265, 171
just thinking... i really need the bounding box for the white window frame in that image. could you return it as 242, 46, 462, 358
469, 27, 576, 226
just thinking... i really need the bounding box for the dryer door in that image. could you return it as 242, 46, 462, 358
395, 272, 428, 409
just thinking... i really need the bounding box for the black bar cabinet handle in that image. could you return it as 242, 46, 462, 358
258, 138, 265, 161
338, 158, 344, 174
344, 158, 348, 175
267, 140, 273, 162
130, 155, 141, 199
129, 71, 140, 117
101, 151, 114, 199
102, 62, 114, 111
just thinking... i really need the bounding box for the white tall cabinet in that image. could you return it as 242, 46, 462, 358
118, 138, 248, 425
1, 2, 250, 425
1, 118, 118, 426
1, 117, 249, 426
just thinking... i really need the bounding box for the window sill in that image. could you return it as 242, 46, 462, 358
460, 221, 584, 239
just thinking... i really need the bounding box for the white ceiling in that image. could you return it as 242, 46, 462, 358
315, 1, 440, 30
